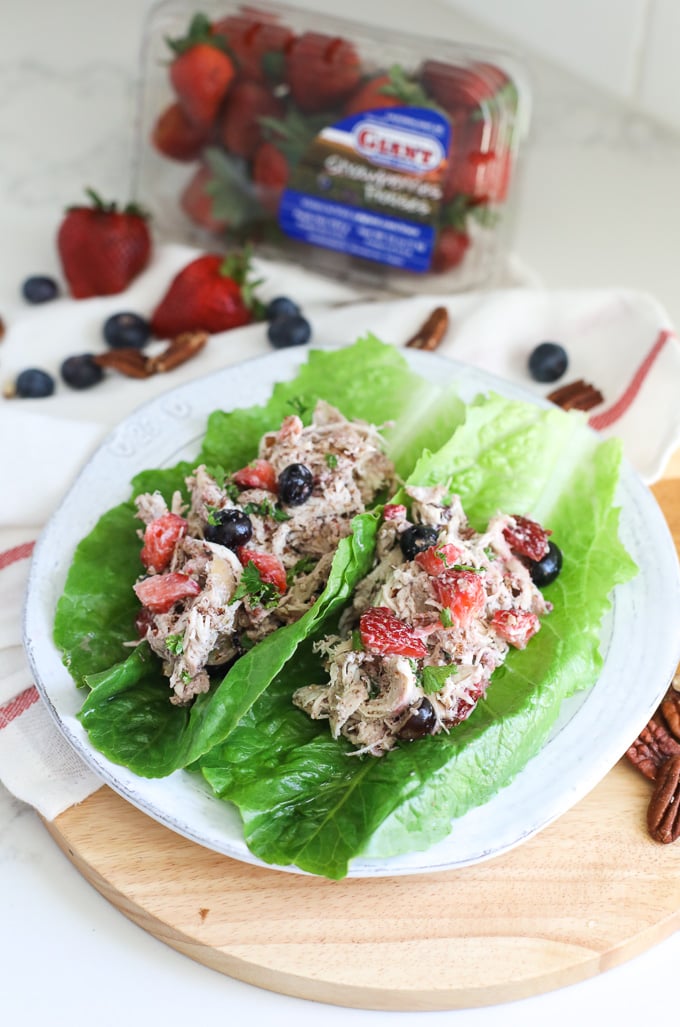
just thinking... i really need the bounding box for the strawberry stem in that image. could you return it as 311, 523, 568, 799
167, 11, 228, 55
84, 187, 117, 213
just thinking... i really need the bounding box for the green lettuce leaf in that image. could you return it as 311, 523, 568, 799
54, 337, 465, 775
198, 396, 637, 878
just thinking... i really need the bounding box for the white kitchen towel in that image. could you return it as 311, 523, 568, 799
1, 242, 679, 820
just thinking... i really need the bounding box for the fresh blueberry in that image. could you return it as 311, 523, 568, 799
528, 540, 563, 587
265, 296, 300, 321
528, 342, 568, 383
399, 524, 440, 562
204, 509, 253, 549
15, 368, 55, 398
278, 463, 314, 506
60, 354, 104, 390
103, 312, 151, 350
267, 314, 311, 350
21, 275, 60, 304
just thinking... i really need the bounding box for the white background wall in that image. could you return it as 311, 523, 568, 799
444, 0, 680, 132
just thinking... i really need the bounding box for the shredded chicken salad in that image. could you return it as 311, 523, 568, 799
293, 485, 557, 756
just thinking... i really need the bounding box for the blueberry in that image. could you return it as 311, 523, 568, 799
15, 368, 55, 398
398, 698, 438, 741
204, 509, 252, 549
267, 314, 311, 349
528, 342, 568, 383
399, 524, 439, 562
265, 296, 300, 321
528, 540, 563, 587
103, 312, 151, 350
278, 463, 313, 506
21, 275, 59, 304
60, 354, 104, 390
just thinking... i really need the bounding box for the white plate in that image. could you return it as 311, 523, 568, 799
23, 346, 680, 877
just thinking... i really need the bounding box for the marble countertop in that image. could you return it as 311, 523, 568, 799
2, 1, 679, 1024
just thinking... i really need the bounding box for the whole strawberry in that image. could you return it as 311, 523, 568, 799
57, 189, 152, 299
150, 251, 258, 338
286, 32, 361, 113
168, 14, 235, 127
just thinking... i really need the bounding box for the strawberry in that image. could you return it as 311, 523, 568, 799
443, 128, 512, 203
133, 573, 201, 614
219, 78, 284, 159
232, 459, 277, 492
286, 32, 361, 113
57, 189, 152, 299
149, 251, 257, 338
168, 14, 236, 127
433, 569, 486, 628
383, 503, 407, 521
252, 141, 289, 214
180, 165, 228, 233
359, 607, 428, 659
491, 609, 540, 649
343, 64, 434, 117
503, 515, 551, 562
236, 548, 287, 594
140, 513, 187, 573
151, 102, 211, 162
431, 226, 470, 272
420, 60, 505, 114
415, 543, 464, 576
212, 12, 294, 83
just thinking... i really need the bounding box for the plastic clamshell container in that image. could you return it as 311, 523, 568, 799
133, 0, 531, 293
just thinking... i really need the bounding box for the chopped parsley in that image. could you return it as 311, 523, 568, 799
451, 563, 481, 573
352, 629, 364, 651
165, 633, 184, 655
224, 480, 241, 502
422, 663, 457, 694
205, 505, 222, 526
325, 452, 338, 469
243, 498, 290, 522
230, 561, 281, 609
180, 670, 192, 685
439, 607, 453, 628
285, 554, 318, 586
288, 396, 310, 418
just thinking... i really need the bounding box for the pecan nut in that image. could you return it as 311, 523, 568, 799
405, 307, 449, 352
647, 754, 680, 843
147, 331, 208, 374
546, 378, 604, 412
661, 687, 680, 742
93, 348, 154, 379
625, 713, 680, 780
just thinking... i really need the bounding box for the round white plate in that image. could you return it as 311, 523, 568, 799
23, 346, 680, 877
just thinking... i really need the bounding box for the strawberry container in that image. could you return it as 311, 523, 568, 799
132, 0, 531, 293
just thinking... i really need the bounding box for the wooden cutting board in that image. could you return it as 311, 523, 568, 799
44, 463, 680, 1012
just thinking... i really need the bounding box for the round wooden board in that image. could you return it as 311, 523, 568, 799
43, 474, 680, 1012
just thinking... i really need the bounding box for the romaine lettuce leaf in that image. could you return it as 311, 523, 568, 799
197, 396, 637, 878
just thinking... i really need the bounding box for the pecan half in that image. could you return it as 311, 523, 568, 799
660, 688, 680, 742
647, 754, 680, 843
546, 378, 604, 412
147, 331, 208, 374
405, 307, 449, 351
93, 348, 153, 379
625, 712, 680, 781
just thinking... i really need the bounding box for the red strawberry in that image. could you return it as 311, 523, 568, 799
286, 32, 361, 113
415, 543, 464, 576
151, 102, 211, 162
383, 503, 407, 521
503, 515, 551, 562
443, 131, 512, 203
433, 569, 486, 628
421, 60, 504, 114
236, 548, 287, 594
57, 189, 152, 299
149, 252, 255, 338
134, 573, 201, 614
252, 141, 289, 214
219, 79, 284, 159
140, 513, 187, 573
232, 459, 277, 492
180, 166, 228, 233
168, 15, 236, 127
212, 13, 294, 83
359, 606, 428, 659
431, 226, 470, 272
343, 73, 404, 116
491, 609, 540, 649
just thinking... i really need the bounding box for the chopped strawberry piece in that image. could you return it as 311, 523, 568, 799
415, 543, 464, 576
503, 515, 551, 562
383, 503, 407, 521
359, 606, 428, 659
433, 569, 486, 628
134, 573, 201, 614
236, 548, 287, 593
232, 459, 277, 492
491, 609, 540, 649
140, 513, 187, 573
134, 606, 155, 638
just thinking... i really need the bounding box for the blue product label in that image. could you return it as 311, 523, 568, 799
278, 106, 450, 273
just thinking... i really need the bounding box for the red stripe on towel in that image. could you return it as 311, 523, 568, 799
0, 686, 39, 729
588, 329, 673, 431
0, 540, 35, 571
